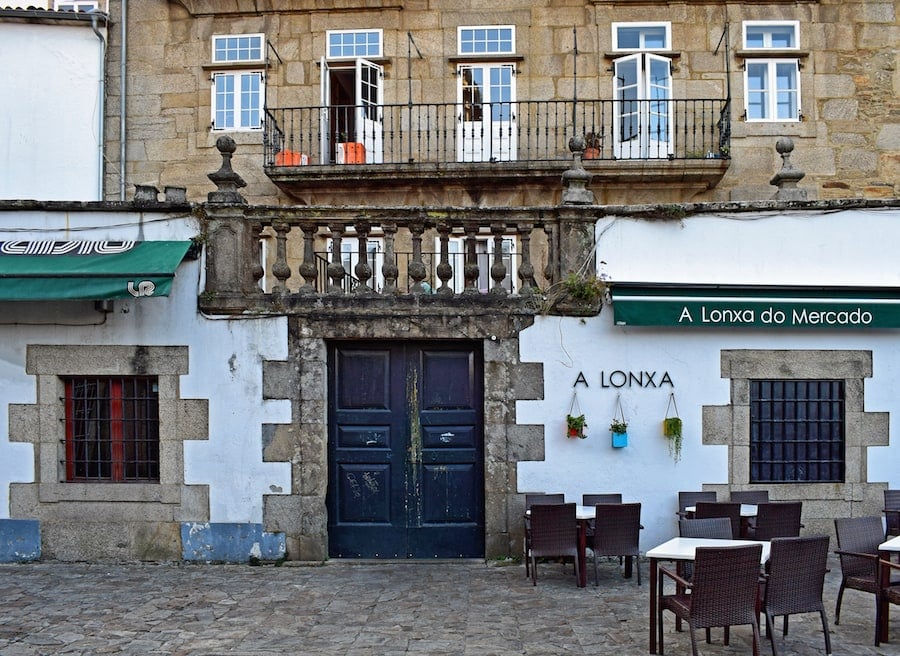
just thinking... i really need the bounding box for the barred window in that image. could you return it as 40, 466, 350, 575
750, 380, 844, 483
64, 377, 160, 482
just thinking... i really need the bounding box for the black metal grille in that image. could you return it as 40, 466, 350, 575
64, 377, 160, 482
750, 380, 844, 483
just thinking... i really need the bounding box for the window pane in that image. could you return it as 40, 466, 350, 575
775, 62, 798, 119
214, 34, 263, 62
746, 63, 768, 120
750, 379, 844, 483
459, 27, 514, 54
328, 30, 381, 58
615, 25, 668, 50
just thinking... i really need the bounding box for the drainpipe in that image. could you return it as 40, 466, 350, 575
89, 9, 108, 201
119, 0, 128, 201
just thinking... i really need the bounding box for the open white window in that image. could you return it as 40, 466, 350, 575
320, 30, 384, 164
456, 27, 517, 162
742, 22, 801, 122
210, 34, 265, 131
611, 24, 673, 159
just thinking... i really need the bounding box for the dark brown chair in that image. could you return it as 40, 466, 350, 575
677, 517, 735, 641
583, 493, 623, 506
658, 543, 763, 656
884, 489, 900, 539
731, 490, 770, 504
745, 502, 803, 541
695, 501, 742, 539
679, 517, 734, 540
833, 516, 900, 626
876, 558, 900, 646
524, 493, 565, 577
760, 536, 831, 656
678, 491, 716, 518
591, 502, 642, 586
528, 503, 579, 586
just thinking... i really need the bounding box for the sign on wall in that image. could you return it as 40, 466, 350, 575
612, 285, 900, 329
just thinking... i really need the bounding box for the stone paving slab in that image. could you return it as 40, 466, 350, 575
0, 554, 895, 655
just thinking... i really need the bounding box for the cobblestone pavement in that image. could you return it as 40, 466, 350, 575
0, 554, 895, 655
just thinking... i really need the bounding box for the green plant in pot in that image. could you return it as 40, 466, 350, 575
610, 418, 628, 435
567, 413, 587, 439
663, 416, 683, 463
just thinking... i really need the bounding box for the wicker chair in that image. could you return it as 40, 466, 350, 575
731, 490, 770, 505
528, 502, 579, 586
678, 491, 716, 518
583, 493, 623, 506
591, 502, 642, 586
884, 489, 900, 539
658, 543, 763, 656
760, 536, 832, 656
876, 558, 900, 646
524, 493, 565, 577
677, 517, 735, 641
833, 516, 900, 627
745, 502, 803, 541
695, 501, 742, 539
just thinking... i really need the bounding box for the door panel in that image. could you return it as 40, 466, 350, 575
328, 342, 484, 558
457, 64, 516, 162
614, 53, 672, 159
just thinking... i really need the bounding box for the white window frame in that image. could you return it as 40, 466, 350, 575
611, 22, 671, 52
743, 21, 800, 50
212, 33, 265, 64
54, 1, 100, 11
457, 25, 516, 56
742, 22, 801, 122
326, 29, 383, 60
209, 33, 266, 132
211, 71, 264, 131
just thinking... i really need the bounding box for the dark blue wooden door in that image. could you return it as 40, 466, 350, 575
327, 341, 484, 558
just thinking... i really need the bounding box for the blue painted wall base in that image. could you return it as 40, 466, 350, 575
181, 522, 286, 562
0, 519, 41, 562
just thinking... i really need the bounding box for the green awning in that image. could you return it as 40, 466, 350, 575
611, 284, 900, 329
0, 240, 192, 301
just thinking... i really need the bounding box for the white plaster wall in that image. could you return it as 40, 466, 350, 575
0, 22, 104, 201
0, 212, 292, 524
518, 207, 900, 550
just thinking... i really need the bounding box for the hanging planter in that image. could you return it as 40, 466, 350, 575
664, 393, 683, 463
610, 395, 628, 448
566, 391, 588, 439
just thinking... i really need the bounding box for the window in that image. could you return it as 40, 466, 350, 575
210, 34, 265, 131
612, 23, 670, 51
742, 22, 800, 121
458, 26, 515, 55
750, 380, 844, 483
64, 376, 160, 482
55, 1, 99, 11
327, 30, 382, 59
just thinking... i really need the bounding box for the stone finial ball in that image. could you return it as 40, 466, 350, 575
775, 137, 795, 155
569, 135, 587, 152
216, 135, 238, 154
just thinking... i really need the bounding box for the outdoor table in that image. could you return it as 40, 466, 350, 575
646, 536, 771, 654
525, 504, 594, 587
684, 504, 758, 517
877, 534, 900, 643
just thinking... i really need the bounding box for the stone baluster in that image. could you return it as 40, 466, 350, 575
327, 223, 347, 294
249, 221, 265, 293
517, 222, 536, 295
353, 220, 374, 295
297, 223, 319, 295
435, 222, 454, 296
462, 222, 480, 295
489, 222, 508, 295
381, 222, 399, 295
271, 222, 291, 294
408, 219, 428, 294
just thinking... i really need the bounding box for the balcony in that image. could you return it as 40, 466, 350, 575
263, 99, 731, 206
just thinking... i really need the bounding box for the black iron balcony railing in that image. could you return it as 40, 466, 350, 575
264, 99, 731, 168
